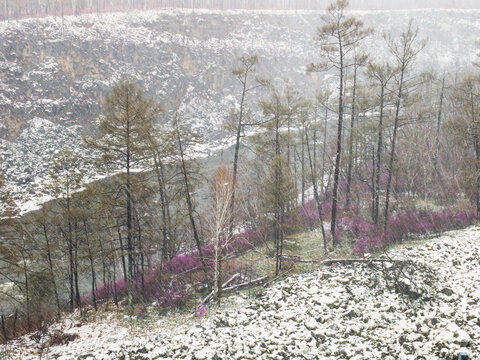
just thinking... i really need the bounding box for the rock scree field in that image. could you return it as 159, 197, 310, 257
10, 226, 480, 360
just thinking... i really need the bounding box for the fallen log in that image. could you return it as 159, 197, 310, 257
322, 258, 408, 266
222, 276, 268, 293
199, 273, 241, 305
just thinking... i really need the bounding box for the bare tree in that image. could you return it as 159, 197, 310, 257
383, 21, 425, 233
207, 164, 235, 300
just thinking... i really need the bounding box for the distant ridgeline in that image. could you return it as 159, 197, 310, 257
1, 0, 480, 21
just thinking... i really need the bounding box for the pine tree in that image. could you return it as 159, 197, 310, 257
308, 0, 373, 245
367, 62, 395, 224
227, 55, 266, 236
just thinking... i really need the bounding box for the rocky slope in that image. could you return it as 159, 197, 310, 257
12, 226, 480, 359
1, 8, 480, 208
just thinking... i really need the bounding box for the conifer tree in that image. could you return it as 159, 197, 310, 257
261, 155, 296, 275
308, 0, 372, 245
84, 79, 162, 310
48, 149, 85, 311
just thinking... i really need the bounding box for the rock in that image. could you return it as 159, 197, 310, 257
455, 330, 472, 347
305, 319, 318, 331
441, 287, 454, 296
343, 309, 358, 318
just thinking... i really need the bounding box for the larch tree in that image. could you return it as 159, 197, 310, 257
84, 79, 162, 311
345, 50, 369, 208
48, 149, 85, 311
172, 115, 209, 282
304, 111, 328, 253
261, 155, 296, 275
308, 0, 372, 245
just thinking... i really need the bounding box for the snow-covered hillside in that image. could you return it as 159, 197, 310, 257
0, 8, 479, 207
11, 226, 480, 359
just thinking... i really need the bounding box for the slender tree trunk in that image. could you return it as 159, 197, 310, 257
151, 149, 170, 263
176, 124, 209, 280
83, 221, 97, 311
371, 144, 376, 221
374, 85, 385, 224
66, 179, 75, 311
476, 137, 480, 219
43, 223, 61, 319
432, 73, 446, 186
125, 94, 134, 312
345, 63, 358, 208
22, 254, 31, 331
273, 100, 282, 276
112, 252, 118, 307
321, 105, 328, 192
330, 41, 344, 246
305, 131, 328, 253
73, 223, 81, 311
384, 65, 406, 233
301, 127, 306, 207
230, 70, 248, 236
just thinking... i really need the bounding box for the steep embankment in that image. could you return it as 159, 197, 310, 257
12, 226, 480, 359
0, 8, 479, 209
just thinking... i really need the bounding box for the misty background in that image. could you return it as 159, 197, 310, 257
2, 0, 480, 21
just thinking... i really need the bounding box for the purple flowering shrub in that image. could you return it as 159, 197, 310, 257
196, 304, 207, 318
351, 207, 476, 255
84, 224, 269, 310
83, 180, 475, 312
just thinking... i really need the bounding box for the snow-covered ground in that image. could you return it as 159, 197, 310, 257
11, 226, 480, 359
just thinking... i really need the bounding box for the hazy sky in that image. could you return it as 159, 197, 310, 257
347, 0, 480, 10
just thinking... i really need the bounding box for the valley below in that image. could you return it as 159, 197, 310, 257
1, 8, 479, 210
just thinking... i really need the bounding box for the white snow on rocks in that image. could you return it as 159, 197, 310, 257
11, 226, 480, 359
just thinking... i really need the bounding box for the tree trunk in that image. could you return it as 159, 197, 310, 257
83, 221, 97, 311
432, 73, 446, 186
305, 131, 328, 253
345, 63, 358, 208
330, 40, 344, 246
374, 85, 385, 224
384, 65, 406, 234
43, 222, 61, 319
176, 124, 209, 281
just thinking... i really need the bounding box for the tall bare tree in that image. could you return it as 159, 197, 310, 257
383, 21, 425, 232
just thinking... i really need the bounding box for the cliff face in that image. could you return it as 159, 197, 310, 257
0, 8, 478, 206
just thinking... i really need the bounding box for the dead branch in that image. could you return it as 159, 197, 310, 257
322, 258, 408, 266
262, 268, 293, 288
